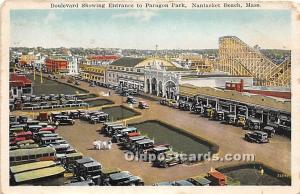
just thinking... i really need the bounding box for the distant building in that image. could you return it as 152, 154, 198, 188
9, 73, 33, 99
86, 55, 120, 66
45, 58, 68, 74
173, 54, 215, 72
80, 65, 106, 83
67, 56, 79, 75
225, 80, 291, 99
19, 54, 36, 66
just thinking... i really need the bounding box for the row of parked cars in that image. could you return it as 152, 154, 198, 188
101, 122, 185, 168
9, 113, 144, 186
10, 94, 89, 111
153, 169, 240, 186
67, 156, 144, 186
159, 98, 280, 144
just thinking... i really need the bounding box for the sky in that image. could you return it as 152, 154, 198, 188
10, 9, 291, 49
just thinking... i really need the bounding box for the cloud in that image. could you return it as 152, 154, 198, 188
44, 11, 58, 25
112, 10, 158, 22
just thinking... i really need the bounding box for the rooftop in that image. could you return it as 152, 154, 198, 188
110, 57, 146, 67
10, 73, 32, 87
182, 74, 252, 79
14, 166, 65, 183
10, 147, 56, 157
10, 161, 56, 174
87, 55, 120, 61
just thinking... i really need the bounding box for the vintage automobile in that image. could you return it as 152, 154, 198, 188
90, 82, 96, 87
111, 127, 139, 143
244, 131, 270, 143
105, 171, 144, 186
124, 136, 146, 150
138, 101, 149, 109
99, 168, 121, 185
172, 180, 194, 186
74, 157, 95, 178
224, 113, 237, 125
101, 122, 124, 135
187, 175, 212, 186
68, 110, 80, 119
133, 139, 155, 154
167, 99, 178, 108
244, 117, 275, 137
53, 115, 75, 125
81, 161, 102, 179
126, 96, 137, 104
153, 181, 174, 186
27, 125, 43, 133
262, 126, 276, 138
244, 117, 263, 130
201, 105, 213, 118
178, 101, 193, 111
206, 170, 227, 186
154, 150, 184, 168
159, 99, 167, 105
209, 109, 226, 121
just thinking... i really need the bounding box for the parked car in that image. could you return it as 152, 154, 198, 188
90, 83, 96, 87
186, 175, 211, 186
126, 96, 137, 104
105, 171, 144, 186
154, 150, 183, 168
244, 131, 270, 143
138, 101, 149, 109
172, 180, 194, 186
159, 99, 167, 105
206, 170, 227, 186
53, 115, 75, 125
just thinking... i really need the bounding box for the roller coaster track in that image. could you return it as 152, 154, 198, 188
218, 36, 291, 87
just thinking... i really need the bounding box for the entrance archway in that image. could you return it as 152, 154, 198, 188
158, 81, 163, 97
146, 79, 150, 93
151, 78, 157, 95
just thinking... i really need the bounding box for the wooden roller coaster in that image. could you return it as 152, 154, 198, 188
218, 36, 291, 87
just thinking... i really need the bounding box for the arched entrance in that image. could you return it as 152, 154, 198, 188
146, 79, 150, 93
158, 81, 163, 97
165, 81, 176, 99
151, 78, 157, 95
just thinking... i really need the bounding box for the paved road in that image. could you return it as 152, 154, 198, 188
21, 76, 291, 185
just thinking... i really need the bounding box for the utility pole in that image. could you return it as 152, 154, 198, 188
33, 63, 36, 80
40, 64, 43, 83
155, 44, 158, 58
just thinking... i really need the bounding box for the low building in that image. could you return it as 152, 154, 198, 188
173, 54, 215, 72
67, 56, 79, 75
19, 54, 36, 66
106, 57, 182, 92
9, 73, 33, 99
225, 80, 291, 99
86, 55, 120, 66
180, 74, 254, 88
80, 65, 107, 83
45, 58, 68, 74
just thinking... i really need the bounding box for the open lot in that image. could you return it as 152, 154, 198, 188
51, 78, 290, 185
28, 75, 87, 95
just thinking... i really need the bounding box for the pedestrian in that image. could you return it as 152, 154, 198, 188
55, 121, 59, 128
108, 90, 111, 96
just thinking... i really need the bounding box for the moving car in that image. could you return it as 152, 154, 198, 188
244, 131, 270, 143
138, 101, 149, 109
126, 96, 137, 104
